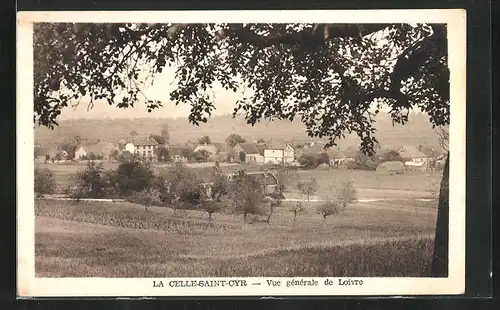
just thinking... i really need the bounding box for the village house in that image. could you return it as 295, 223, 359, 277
233, 143, 263, 164
125, 137, 160, 160
263, 143, 295, 164
74, 141, 118, 160
193, 143, 219, 156
398, 145, 429, 164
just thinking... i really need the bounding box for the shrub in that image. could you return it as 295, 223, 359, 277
34, 167, 56, 196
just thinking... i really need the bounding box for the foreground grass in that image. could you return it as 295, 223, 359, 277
35, 199, 436, 277
36, 220, 433, 277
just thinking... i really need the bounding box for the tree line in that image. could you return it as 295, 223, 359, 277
35, 160, 357, 224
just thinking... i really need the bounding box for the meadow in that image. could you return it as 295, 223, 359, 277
35, 197, 437, 277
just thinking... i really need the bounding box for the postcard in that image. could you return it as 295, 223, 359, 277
17, 9, 466, 297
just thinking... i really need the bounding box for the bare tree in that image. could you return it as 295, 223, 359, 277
290, 201, 306, 224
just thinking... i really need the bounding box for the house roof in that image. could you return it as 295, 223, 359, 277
129, 137, 159, 146
237, 143, 259, 154
194, 144, 218, 154
267, 142, 292, 150
80, 142, 117, 155
399, 145, 427, 159
249, 172, 279, 186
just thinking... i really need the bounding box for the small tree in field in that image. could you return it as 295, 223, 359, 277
227, 170, 264, 222
128, 188, 161, 211
297, 177, 318, 202
210, 172, 229, 202
34, 167, 56, 197
317, 199, 339, 222
290, 201, 306, 224
336, 180, 358, 209
203, 200, 222, 221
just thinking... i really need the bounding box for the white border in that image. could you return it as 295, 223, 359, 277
16, 9, 466, 297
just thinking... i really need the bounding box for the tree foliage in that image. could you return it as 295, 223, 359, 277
114, 160, 155, 197
227, 170, 265, 221
198, 135, 211, 145
34, 23, 448, 155
226, 133, 246, 148
380, 149, 403, 163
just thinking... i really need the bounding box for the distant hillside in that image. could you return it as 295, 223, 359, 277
35, 112, 442, 151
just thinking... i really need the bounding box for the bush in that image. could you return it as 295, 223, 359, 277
34, 167, 56, 196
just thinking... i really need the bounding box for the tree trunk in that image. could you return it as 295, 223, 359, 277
208, 212, 212, 221
266, 204, 274, 224
431, 152, 449, 277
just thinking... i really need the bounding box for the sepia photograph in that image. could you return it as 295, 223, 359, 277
17, 10, 466, 296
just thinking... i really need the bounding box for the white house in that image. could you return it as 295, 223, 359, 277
234, 143, 263, 164
398, 145, 429, 164
125, 137, 160, 160
264, 143, 294, 164
74, 142, 117, 160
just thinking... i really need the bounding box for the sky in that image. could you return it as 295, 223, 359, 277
59, 69, 243, 120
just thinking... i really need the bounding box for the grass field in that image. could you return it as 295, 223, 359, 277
35, 198, 437, 277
